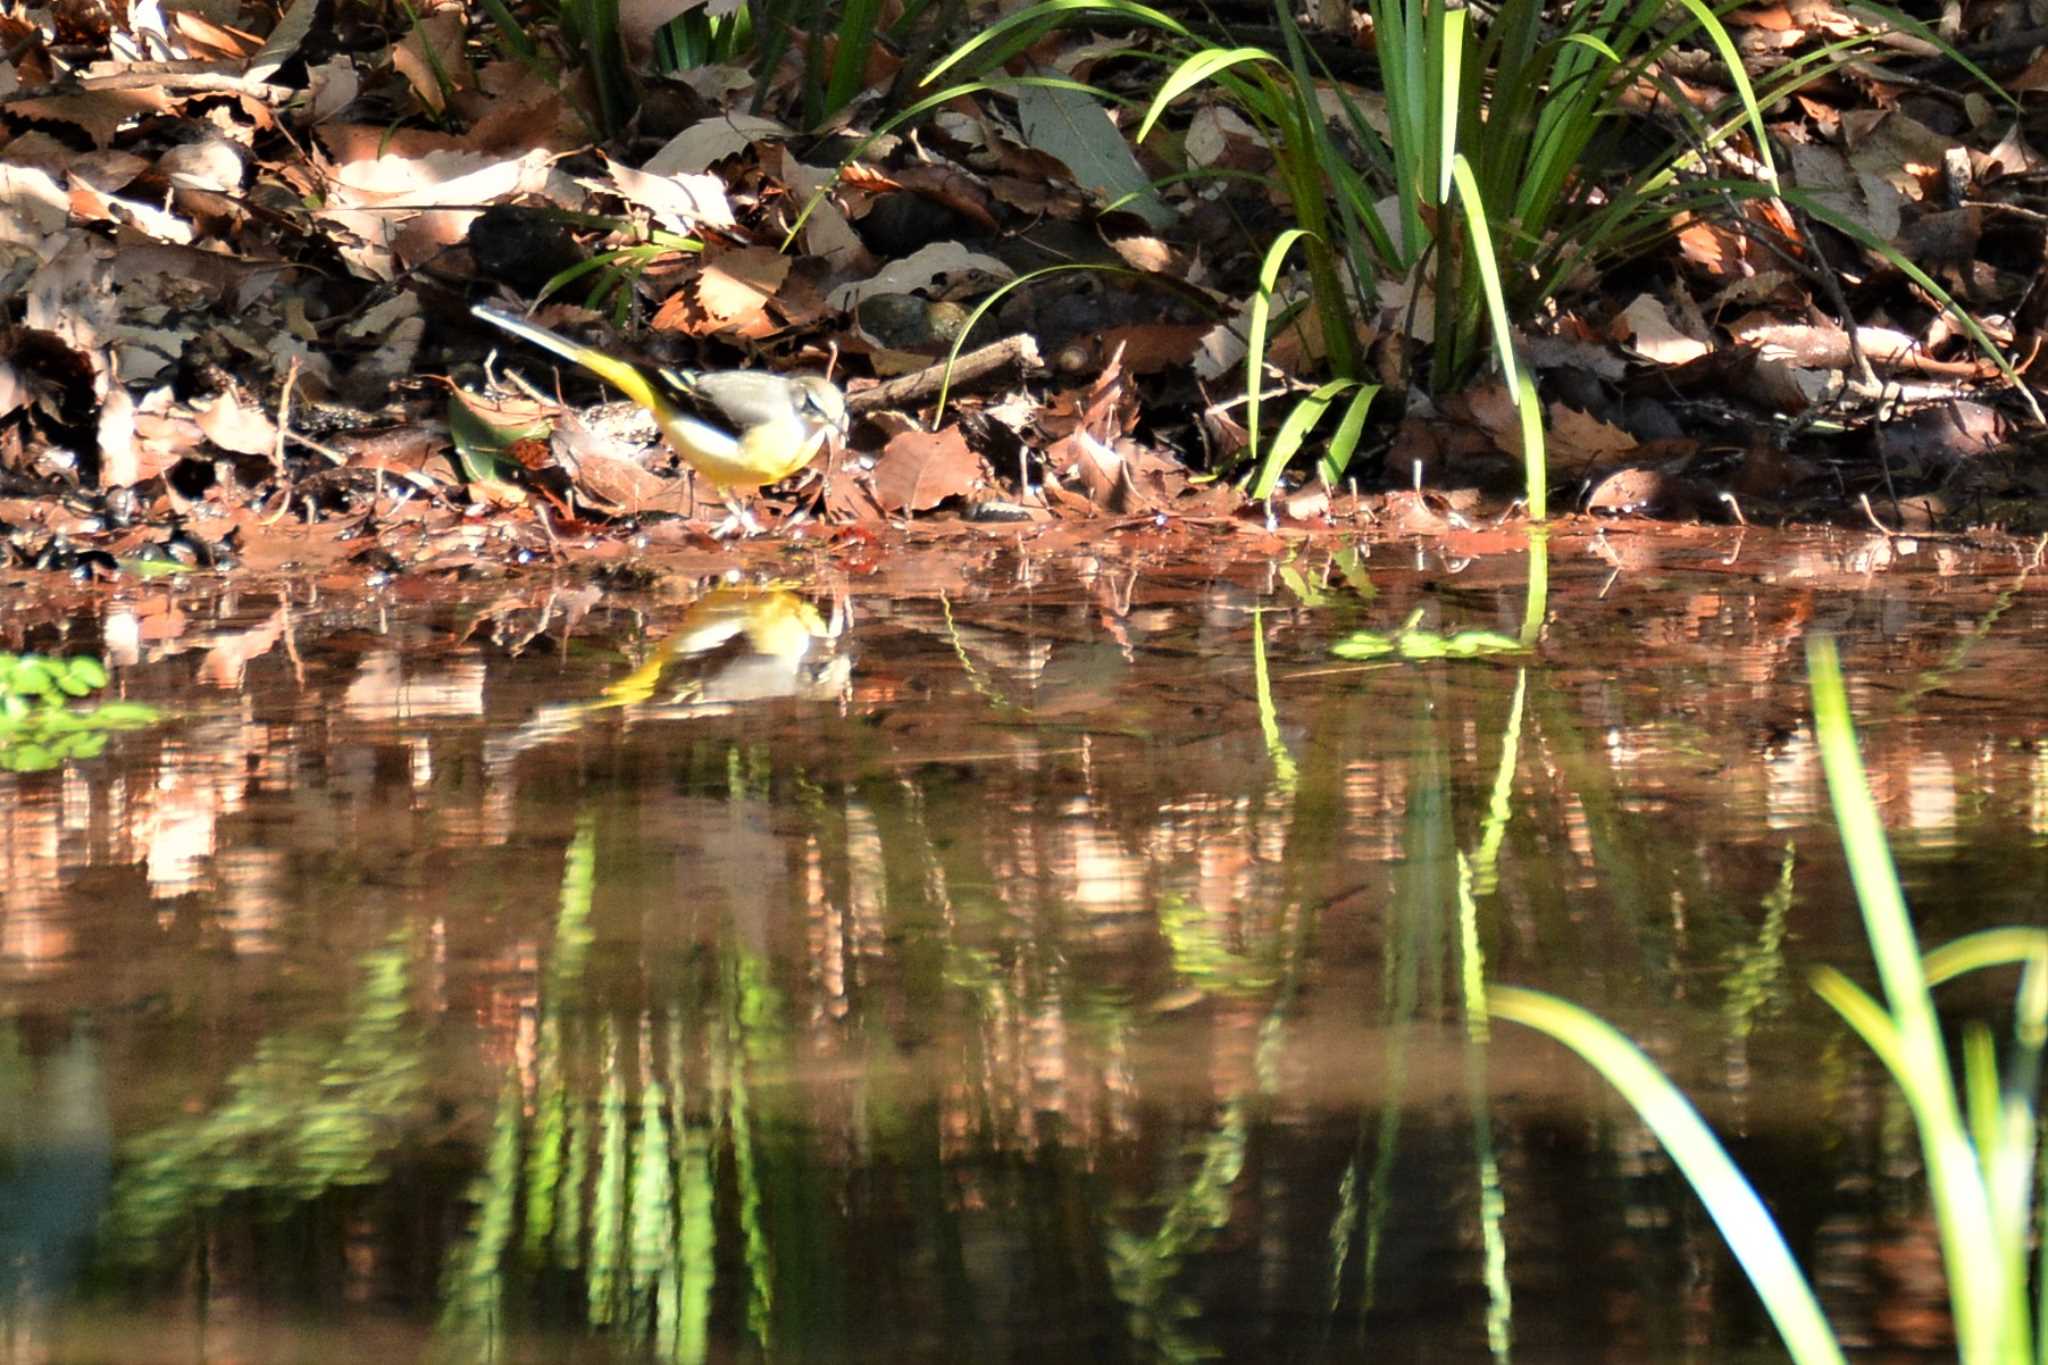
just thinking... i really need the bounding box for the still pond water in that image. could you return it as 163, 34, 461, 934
3, 525, 2045, 1363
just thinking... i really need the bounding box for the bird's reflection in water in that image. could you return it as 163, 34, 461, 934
485, 588, 849, 769
605, 587, 848, 713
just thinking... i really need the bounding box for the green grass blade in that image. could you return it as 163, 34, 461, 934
824, 0, 882, 113
1668, 0, 1778, 186
1809, 636, 2012, 1363
1317, 383, 1378, 487
1447, 154, 1518, 393
1809, 966, 1910, 1077
922, 0, 1189, 83
1250, 608, 1298, 797
1138, 48, 1278, 141
477, 0, 541, 60
1437, 5, 1464, 204
1253, 383, 1335, 498
1245, 228, 1312, 476
1808, 639, 1937, 1037
1518, 526, 1547, 647
1924, 927, 2048, 987
1489, 986, 1848, 1365
1515, 369, 1545, 521
1463, 667, 1528, 899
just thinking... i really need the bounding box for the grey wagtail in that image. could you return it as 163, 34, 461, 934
471, 304, 848, 497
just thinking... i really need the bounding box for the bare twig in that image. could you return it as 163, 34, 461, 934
848, 334, 1045, 414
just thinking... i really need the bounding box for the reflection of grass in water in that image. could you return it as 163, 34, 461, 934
1331, 680, 1448, 1329
436, 791, 806, 1361
1457, 666, 1529, 1362
1891, 554, 2036, 718
101, 933, 426, 1260
1493, 639, 2048, 1365
1722, 843, 1797, 1042
437, 1083, 521, 1350
1106, 1099, 1246, 1362
1157, 894, 1280, 998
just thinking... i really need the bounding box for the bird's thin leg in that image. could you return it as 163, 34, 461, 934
709, 494, 764, 539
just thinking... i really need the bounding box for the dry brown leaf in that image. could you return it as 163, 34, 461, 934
1185, 105, 1267, 172
1981, 123, 2048, 177
2010, 46, 2048, 93
1787, 0, 1862, 37
1789, 141, 1901, 241
1585, 465, 1687, 516
1617, 294, 1711, 365
1039, 347, 1138, 444
1546, 403, 1637, 479
986, 173, 1087, 217
1674, 214, 1750, 282
1275, 483, 1328, 522
1843, 109, 1950, 200
4, 87, 177, 148
870, 425, 982, 513
886, 163, 1001, 233
557, 441, 680, 515
828, 242, 1014, 311
195, 387, 279, 458
314, 132, 556, 277
69, 149, 147, 193
818, 449, 891, 523
695, 246, 790, 337
1083, 324, 1208, 375
1378, 486, 1455, 534
391, 9, 469, 115
1729, 4, 1794, 29
768, 145, 869, 271
1038, 476, 1098, 517
166, 8, 263, 58
0, 148, 72, 246
1461, 381, 1521, 452
467, 62, 580, 155
600, 150, 736, 233
645, 113, 794, 173
1102, 230, 1175, 274
1263, 295, 1329, 374
1045, 428, 1116, 504
1731, 317, 1928, 371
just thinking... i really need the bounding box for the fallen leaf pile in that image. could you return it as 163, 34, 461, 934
5, 0, 2048, 585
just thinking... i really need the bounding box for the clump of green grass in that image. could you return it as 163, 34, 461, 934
1493, 636, 2046, 1364
477, 0, 886, 138
925, 0, 1791, 515
927, 0, 2021, 514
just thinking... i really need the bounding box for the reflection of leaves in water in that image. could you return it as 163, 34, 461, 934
1330, 609, 1526, 662
436, 814, 751, 1360
1106, 1100, 1246, 1362
0, 653, 159, 772
1158, 895, 1280, 998
589, 1058, 630, 1326
1723, 843, 1797, 1040
101, 934, 425, 1259
726, 946, 780, 1349
675, 1059, 715, 1362
628, 1082, 678, 1336
437, 1081, 523, 1352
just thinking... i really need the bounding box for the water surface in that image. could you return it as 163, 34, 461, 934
3, 525, 2042, 1361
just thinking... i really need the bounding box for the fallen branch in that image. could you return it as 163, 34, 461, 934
848, 333, 1044, 414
